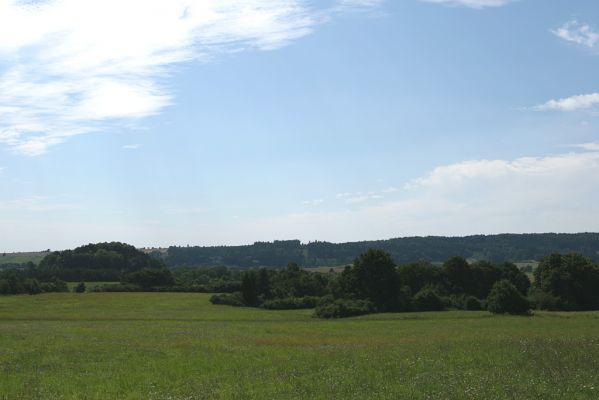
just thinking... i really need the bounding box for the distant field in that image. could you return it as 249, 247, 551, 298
0, 252, 49, 266
1, 293, 599, 399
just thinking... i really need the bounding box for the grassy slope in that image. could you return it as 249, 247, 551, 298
1, 293, 599, 399
0, 254, 45, 265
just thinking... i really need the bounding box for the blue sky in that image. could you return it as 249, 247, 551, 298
1, 0, 599, 251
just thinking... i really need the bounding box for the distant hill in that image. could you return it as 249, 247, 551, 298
165, 233, 599, 268
0, 251, 50, 267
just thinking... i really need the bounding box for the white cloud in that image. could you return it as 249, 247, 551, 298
419, 0, 515, 9
302, 199, 325, 206
0, 0, 381, 155
242, 149, 599, 242
553, 19, 599, 49
123, 144, 142, 150
573, 142, 599, 151
535, 93, 599, 112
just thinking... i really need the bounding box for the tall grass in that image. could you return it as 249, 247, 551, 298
1, 293, 598, 399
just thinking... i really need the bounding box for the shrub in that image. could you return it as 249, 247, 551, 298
528, 289, 573, 311
74, 282, 86, 293
413, 288, 444, 311
464, 296, 483, 311
23, 279, 42, 295
41, 279, 69, 293
261, 296, 320, 310
122, 268, 175, 289
313, 299, 375, 319
487, 280, 530, 315
209, 292, 245, 307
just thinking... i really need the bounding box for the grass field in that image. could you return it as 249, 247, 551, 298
0, 254, 46, 266
1, 293, 599, 399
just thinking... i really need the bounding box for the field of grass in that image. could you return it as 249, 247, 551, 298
0, 253, 46, 266
1, 293, 599, 399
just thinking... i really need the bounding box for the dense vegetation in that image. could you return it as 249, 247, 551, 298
210, 248, 599, 317
37, 242, 165, 281
0, 243, 245, 295
4, 241, 599, 319
213, 249, 536, 317
165, 233, 599, 267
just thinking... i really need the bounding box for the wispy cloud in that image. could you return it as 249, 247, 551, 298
534, 93, 599, 112
553, 19, 599, 49
336, 0, 385, 10
122, 144, 142, 150
345, 193, 382, 204
302, 199, 325, 206
419, 0, 515, 9
0, 0, 382, 156
573, 142, 599, 151
0, 195, 77, 212
246, 148, 599, 242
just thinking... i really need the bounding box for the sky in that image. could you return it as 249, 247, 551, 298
1, 0, 599, 251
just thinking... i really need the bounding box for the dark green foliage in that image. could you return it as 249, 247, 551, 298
122, 268, 175, 289
209, 292, 245, 307
22, 279, 42, 295
74, 282, 86, 293
261, 296, 320, 310
40, 279, 69, 293
528, 289, 571, 311
533, 253, 599, 310
336, 249, 401, 312
165, 233, 599, 268
413, 288, 444, 311
487, 280, 530, 315
464, 296, 483, 311
500, 262, 531, 295
241, 270, 259, 306
443, 256, 472, 294
313, 299, 376, 318
397, 261, 443, 295
38, 242, 165, 281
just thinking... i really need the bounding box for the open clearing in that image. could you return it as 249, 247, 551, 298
1, 293, 599, 399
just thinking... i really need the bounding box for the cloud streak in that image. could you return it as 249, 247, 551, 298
0, 0, 383, 155
419, 0, 515, 9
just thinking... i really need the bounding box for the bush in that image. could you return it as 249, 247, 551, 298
23, 279, 42, 295
528, 289, 573, 311
74, 282, 86, 293
122, 268, 175, 288
313, 299, 375, 319
464, 296, 483, 311
41, 279, 69, 293
413, 288, 444, 311
209, 292, 245, 307
89, 284, 141, 292
487, 280, 530, 315
261, 296, 320, 310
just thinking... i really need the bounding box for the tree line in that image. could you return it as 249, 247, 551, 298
165, 233, 599, 268
211, 249, 599, 318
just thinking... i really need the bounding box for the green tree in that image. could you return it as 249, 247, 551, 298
337, 249, 401, 311
487, 280, 530, 315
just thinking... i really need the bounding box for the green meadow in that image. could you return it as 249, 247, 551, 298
1, 293, 599, 399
